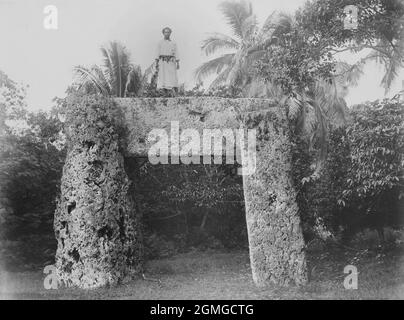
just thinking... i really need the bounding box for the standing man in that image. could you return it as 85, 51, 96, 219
155, 27, 180, 95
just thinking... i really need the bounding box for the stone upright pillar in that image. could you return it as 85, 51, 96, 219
242, 111, 307, 287
54, 95, 142, 289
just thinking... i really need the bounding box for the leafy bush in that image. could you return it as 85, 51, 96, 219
135, 162, 247, 257
342, 99, 403, 203
337, 99, 403, 241
295, 98, 403, 242
0, 111, 65, 269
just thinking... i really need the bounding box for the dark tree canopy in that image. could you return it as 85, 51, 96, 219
256, 0, 404, 93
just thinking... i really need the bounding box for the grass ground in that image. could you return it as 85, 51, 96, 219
1, 246, 403, 299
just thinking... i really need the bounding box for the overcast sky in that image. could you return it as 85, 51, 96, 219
0, 0, 402, 111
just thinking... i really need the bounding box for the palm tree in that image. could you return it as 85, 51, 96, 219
195, 1, 293, 89
196, 1, 344, 173
246, 15, 402, 177
247, 59, 366, 175
74, 41, 147, 97
198, 1, 402, 176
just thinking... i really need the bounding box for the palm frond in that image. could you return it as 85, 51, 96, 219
226, 53, 241, 86
241, 14, 258, 41
287, 96, 303, 120
209, 67, 231, 89
334, 61, 364, 87
194, 53, 234, 82
259, 12, 293, 43
219, 0, 253, 40
247, 14, 293, 56
313, 61, 363, 127
312, 99, 328, 172
124, 64, 143, 97
73, 65, 110, 96
90, 66, 111, 93
244, 49, 266, 67
75, 40, 141, 97
314, 80, 346, 128
246, 79, 284, 100
363, 36, 404, 93
286, 93, 316, 136
100, 46, 114, 85
201, 33, 240, 56
380, 45, 402, 92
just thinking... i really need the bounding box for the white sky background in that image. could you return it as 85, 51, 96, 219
0, 0, 402, 111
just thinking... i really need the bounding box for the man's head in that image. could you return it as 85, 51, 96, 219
162, 27, 172, 40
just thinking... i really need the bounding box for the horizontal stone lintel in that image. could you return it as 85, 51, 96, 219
115, 97, 283, 157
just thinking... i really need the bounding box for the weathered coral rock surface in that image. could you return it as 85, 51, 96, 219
54, 95, 142, 289
116, 97, 307, 286
241, 112, 307, 286
55, 96, 306, 288
116, 97, 276, 156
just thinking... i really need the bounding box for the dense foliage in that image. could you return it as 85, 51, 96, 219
136, 162, 247, 258
74, 41, 147, 97
1, 0, 403, 269
257, 0, 404, 93
294, 98, 403, 242
0, 75, 65, 268
344, 99, 403, 201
